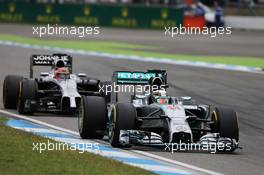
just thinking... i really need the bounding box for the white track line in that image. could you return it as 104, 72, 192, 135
12, 127, 68, 134
131, 150, 223, 175
0, 110, 79, 136
0, 109, 223, 175
127, 163, 190, 174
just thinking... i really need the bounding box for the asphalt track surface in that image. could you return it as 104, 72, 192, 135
0, 25, 264, 175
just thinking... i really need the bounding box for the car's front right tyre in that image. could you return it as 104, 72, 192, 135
78, 96, 107, 139
211, 107, 239, 142
109, 103, 137, 147
17, 79, 38, 114
3, 75, 23, 109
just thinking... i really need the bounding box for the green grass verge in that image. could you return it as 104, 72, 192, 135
1, 34, 264, 68
0, 116, 7, 123
0, 117, 155, 175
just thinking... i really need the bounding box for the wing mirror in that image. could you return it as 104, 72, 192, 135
78, 73, 87, 78
40, 72, 49, 77
181, 96, 192, 101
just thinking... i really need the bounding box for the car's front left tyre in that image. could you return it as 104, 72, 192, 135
99, 81, 112, 104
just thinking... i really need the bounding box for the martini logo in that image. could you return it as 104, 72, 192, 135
161, 9, 168, 19
46, 5, 52, 14
84, 6, 90, 16
8, 3, 15, 13
122, 8, 128, 17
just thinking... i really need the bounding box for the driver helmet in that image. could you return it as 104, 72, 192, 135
54, 67, 70, 80
153, 90, 169, 104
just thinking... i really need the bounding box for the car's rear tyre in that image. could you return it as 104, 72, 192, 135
78, 96, 107, 139
109, 103, 136, 147
17, 79, 38, 114
3, 75, 23, 109
211, 107, 239, 141
99, 81, 112, 104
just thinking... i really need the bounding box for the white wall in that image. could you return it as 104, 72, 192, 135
225, 16, 264, 30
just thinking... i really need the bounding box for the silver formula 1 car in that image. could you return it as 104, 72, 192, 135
3, 54, 110, 115
79, 70, 240, 152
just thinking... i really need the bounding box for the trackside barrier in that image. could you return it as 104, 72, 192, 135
0, 2, 183, 29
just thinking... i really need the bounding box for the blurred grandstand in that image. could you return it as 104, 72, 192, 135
0, 0, 263, 30
2, 0, 262, 16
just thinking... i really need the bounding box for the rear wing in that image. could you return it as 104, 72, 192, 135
111, 70, 167, 103
112, 70, 167, 85
30, 54, 72, 78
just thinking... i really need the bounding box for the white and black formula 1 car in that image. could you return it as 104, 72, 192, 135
3, 54, 110, 115
78, 70, 240, 152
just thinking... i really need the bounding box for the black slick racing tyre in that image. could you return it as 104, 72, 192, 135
17, 79, 37, 114
109, 103, 136, 147
99, 81, 112, 104
3, 75, 23, 109
78, 96, 107, 139
211, 107, 239, 141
